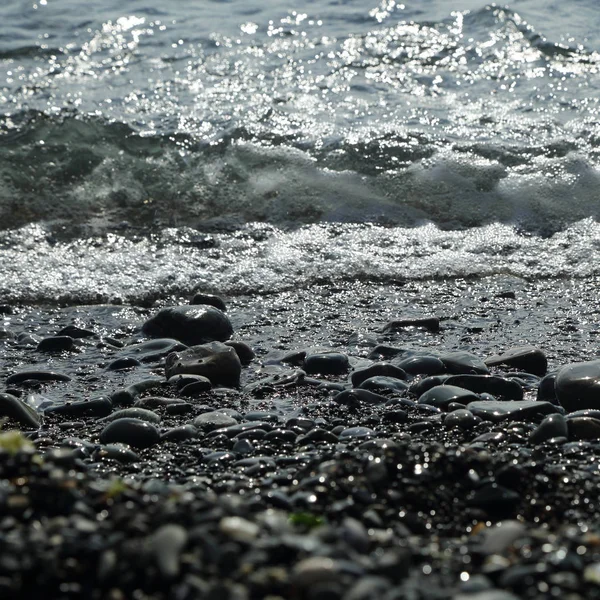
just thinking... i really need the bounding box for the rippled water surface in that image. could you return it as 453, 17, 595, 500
2, 0, 600, 301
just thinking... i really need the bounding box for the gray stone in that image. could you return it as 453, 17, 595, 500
555, 359, 600, 412
165, 341, 242, 386
100, 407, 161, 424
418, 385, 479, 410
529, 413, 568, 444
0, 393, 41, 428
439, 351, 490, 375
359, 376, 409, 394
444, 375, 523, 400
142, 305, 233, 346
486, 345, 547, 376
193, 411, 239, 431
149, 524, 188, 579
303, 352, 349, 375
467, 400, 559, 423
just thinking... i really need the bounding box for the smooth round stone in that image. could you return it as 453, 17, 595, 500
168, 374, 212, 391
467, 400, 560, 423
99, 418, 160, 448
37, 336, 74, 352
165, 341, 242, 386
418, 385, 479, 410
409, 375, 451, 397
567, 409, 600, 420
121, 338, 187, 363
0, 393, 41, 428
45, 396, 113, 418
476, 520, 527, 555
485, 346, 548, 377
334, 388, 389, 408
537, 372, 559, 404
179, 379, 213, 397
193, 411, 239, 431
190, 292, 227, 312
359, 376, 409, 394
529, 413, 568, 444
444, 375, 523, 400
100, 408, 161, 424
339, 426, 375, 440
110, 378, 164, 406
296, 428, 339, 445
57, 325, 95, 338
6, 370, 71, 385
142, 305, 233, 345
107, 357, 141, 371
444, 409, 478, 430
134, 396, 187, 409
243, 411, 281, 423
224, 340, 255, 365
303, 352, 349, 375
555, 360, 600, 413
568, 417, 600, 440
439, 351, 490, 375
232, 438, 255, 455
351, 363, 407, 387
95, 443, 140, 463
395, 355, 446, 376
161, 424, 198, 443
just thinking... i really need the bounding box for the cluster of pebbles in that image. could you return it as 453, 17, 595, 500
3, 290, 600, 599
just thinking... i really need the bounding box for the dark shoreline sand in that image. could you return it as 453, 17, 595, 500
2, 276, 600, 598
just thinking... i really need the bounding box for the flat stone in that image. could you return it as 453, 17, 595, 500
165, 341, 242, 386
395, 355, 446, 376
142, 305, 233, 345
418, 385, 479, 410
106, 357, 141, 371
334, 388, 389, 408
351, 363, 407, 387
100, 407, 161, 424
439, 351, 490, 375
45, 396, 113, 418
193, 411, 239, 431
444, 375, 523, 400
467, 400, 560, 423
486, 346, 548, 376
121, 338, 187, 363
555, 360, 600, 413
6, 371, 71, 385
359, 376, 409, 394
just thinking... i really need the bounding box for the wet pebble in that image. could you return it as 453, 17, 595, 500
106, 357, 141, 371
555, 359, 600, 412
444, 409, 479, 430
439, 351, 490, 375
395, 355, 446, 376
36, 336, 75, 352
99, 417, 161, 448
485, 345, 548, 376
149, 524, 188, 578
418, 385, 479, 410
529, 413, 568, 444
359, 376, 408, 394
444, 374, 523, 400
467, 400, 560, 423
100, 407, 161, 424
142, 305, 233, 345
190, 292, 227, 312
351, 363, 407, 387
165, 341, 242, 386
6, 370, 71, 385
303, 352, 350, 375
0, 393, 41, 428
193, 411, 239, 431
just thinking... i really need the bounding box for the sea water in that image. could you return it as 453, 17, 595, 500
2, 0, 600, 303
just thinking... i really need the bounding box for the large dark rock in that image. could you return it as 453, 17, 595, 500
467, 400, 559, 423
555, 360, 600, 413
485, 345, 548, 377
142, 305, 232, 346
0, 393, 41, 428
99, 417, 160, 448
351, 363, 407, 387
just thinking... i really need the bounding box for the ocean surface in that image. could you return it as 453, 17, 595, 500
2, 0, 600, 303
